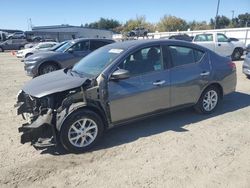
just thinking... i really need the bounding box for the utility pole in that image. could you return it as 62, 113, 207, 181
231, 10, 235, 20
214, 0, 221, 29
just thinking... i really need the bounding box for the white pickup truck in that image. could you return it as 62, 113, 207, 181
193, 33, 245, 60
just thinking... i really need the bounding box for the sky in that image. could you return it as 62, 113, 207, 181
0, 0, 249, 31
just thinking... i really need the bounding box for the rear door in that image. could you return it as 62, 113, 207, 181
168, 45, 210, 107
108, 45, 171, 123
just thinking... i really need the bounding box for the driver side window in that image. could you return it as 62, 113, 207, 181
119, 46, 163, 76
72, 41, 90, 51
217, 34, 228, 42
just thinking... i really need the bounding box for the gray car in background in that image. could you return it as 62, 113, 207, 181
16, 39, 236, 153
0, 39, 27, 52
23, 38, 114, 77
243, 52, 250, 78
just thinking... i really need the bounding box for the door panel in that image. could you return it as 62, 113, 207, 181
168, 46, 211, 107
108, 45, 171, 123
108, 70, 170, 122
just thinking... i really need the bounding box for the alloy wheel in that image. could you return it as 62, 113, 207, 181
68, 118, 98, 148
202, 90, 218, 112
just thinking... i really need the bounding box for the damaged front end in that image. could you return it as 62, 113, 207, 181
15, 90, 56, 148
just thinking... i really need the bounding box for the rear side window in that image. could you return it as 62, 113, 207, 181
194, 34, 213, 42
90, 41, 110, 50
169, 46, 205, 67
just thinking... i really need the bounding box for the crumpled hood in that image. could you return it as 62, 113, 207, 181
22, 69, 89, 98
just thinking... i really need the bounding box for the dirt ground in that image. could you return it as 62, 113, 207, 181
0, 52, 249, 188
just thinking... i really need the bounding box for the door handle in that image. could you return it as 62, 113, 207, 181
218, 44, 221, 46
200, 71, 210, 76
153, 80, 166, 86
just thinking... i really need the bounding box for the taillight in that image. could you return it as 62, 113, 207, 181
228, 61, 236, 70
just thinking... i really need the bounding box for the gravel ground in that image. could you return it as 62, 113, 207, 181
0, 52, 249, 188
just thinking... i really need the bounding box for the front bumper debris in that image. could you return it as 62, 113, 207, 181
16, 91, 57, 148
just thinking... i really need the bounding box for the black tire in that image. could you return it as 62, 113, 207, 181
194, 86, 221, 114
0, 47, 3, 52
60, 109, 104, 153
25, 53, 33, 58
39, 63, 59, 75
232, 48, 242, 61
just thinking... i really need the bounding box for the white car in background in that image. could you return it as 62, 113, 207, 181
16, 42, 58, 58
193, 33, 245, 60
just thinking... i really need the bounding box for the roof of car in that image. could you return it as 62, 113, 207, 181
72, 38, 114, 43
105, 39, 208, 51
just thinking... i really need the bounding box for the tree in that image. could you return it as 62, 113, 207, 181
237, 13, 250, 27
85, 18, 121, 31
210, 15, 230, 29
123, 15, 154, 32
188, 21, 211, 30
157, 15, 188, 32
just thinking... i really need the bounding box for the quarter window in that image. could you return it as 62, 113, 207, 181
194, 34, 213, 42
119, 46, 163, 76
169, 46, 204, 67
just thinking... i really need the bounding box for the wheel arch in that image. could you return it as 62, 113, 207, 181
57, 103, 109, 131
199, 82, 224, 102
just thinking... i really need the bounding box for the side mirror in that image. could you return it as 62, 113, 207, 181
227, 38, 231, 42
110, 69, 130, 80
68, 48, 74, 53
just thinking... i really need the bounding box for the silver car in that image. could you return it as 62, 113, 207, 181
16, 40, 236, 153
243, 52, 250, 78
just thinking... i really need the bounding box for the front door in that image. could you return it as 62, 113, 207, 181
108, 45, 171, 123
215, 33, 234, 57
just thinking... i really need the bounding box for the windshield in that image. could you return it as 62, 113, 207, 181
50, 41, 67, 51
55, 41, 73, 52
72, 47, 124, 76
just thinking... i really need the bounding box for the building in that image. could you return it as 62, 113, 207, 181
27, 25, 113, 42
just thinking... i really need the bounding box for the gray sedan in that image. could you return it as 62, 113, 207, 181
16, 39, 236, 153
23, 38, 114, 77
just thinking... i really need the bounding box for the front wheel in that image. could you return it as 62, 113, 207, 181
194, 86, 221, 114
39, 63, 58, 75
60, 110, 104, 153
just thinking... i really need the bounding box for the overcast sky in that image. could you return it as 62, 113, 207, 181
0, 0, 249, 31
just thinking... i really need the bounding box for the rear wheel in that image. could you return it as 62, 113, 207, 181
39, 63, 59, 75
194, 86, 221, 114
60, 109, 104, 153
232, 48, 242, 61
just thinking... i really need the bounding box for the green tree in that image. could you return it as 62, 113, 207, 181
123, 15, 154, 32
188, 21, 211, 30
237, 13, 250, 27
210, 15, 230, 29
85, 18, 121, 30
157, 15, 188, 32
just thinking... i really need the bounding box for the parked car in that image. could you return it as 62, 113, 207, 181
128, 27, 148, 37
16, 42, 58, 58
0, 39, 27, 52
7, 32, 26, 39
169, 34, 193, 42
243, 52, 250, 78
23, 38, 114, 77
16, 39, 236, 153
193, 33, 245, 60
